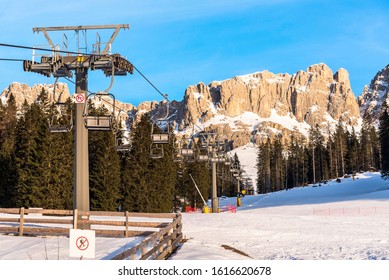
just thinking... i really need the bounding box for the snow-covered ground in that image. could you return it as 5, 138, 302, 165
170, 172, 389, 260
228, 143, 258, 191
0, 172, 388, 260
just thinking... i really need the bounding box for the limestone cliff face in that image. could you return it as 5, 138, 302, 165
176, 63, 361, 146
0, 82, 137, 127
0, 63, 363, 149
1, 82, 71, 107
358, 64, 389, 124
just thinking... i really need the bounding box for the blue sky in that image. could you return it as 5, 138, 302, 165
1, 0, 389, 106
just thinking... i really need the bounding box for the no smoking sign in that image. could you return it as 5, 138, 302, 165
69, 229, 95, 259
74, 93, 85, 103
76, 236, 89, 251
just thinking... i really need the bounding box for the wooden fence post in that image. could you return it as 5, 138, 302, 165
19, 207, 25, 236
141, 245, 147, 259
73, 209, 78, 229
125, 211, 129, 238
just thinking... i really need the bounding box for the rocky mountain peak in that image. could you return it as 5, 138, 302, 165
358, 64, 389, 123
173, 63, 360, 147
1, 82, 70, 107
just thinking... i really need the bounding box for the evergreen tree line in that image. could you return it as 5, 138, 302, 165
256, 114, 388, 194
0, 90, 237, 212
6, 89, 387, 209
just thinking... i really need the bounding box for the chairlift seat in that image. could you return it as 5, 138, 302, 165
212, 157, 226, 163
48, 103, 73, 133
48, 124, 72, 133
116, 144, 132, 152
198, 155, 209, 162
185, 155, 196, 163
181, 148, 194, 156
151, 133, 169, 144
150, 147, 164, 159
84, 115, 113, 130
173, 156, 183, 163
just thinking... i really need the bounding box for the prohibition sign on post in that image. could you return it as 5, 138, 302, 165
76, 236, 89, 251
75, 93, 85, 103
69, 229, 95, 259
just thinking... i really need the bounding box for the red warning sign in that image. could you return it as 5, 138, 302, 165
75, 94, 85, 103
76, 236, 89, 251
69, 229, 95, 258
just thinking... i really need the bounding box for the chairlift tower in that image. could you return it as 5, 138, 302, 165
23, 25, 134, 213
203, 132, 226, 213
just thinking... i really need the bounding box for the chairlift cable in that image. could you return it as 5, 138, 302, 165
131, 64, 169, 102
0, 43, 89, 56
0, 58, 25, 61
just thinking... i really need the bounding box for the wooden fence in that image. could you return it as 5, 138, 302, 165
0, 207, 182, 260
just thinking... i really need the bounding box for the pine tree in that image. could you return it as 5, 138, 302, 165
49, 98, 74, 209
271, 136, 284, 191
14, 100, 45, 207
256, 138, 271, 194
88, 104, 121, 211
333, 121, 347, 178
0, 93, 17, 207
120, 114, 177, 212
13, 89, 74, 209
369, 126, 381, 170
146, 126, 177, 213
379, 101, 389, 179
308, 124, 326, 183
287, 134, 307, 189
345, 127, 359, 174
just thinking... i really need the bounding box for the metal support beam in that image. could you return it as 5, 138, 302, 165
74, 68, 89, 215
41, 30, 56, 49
33, 24, 130, 55
33, 24, 129, 32
211, 161, 218, 213
102, 26, 122, 54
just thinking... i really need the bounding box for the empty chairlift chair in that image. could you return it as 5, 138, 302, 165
150, 114, 171, 159
180, 137, 196, 162
173, 141, 184, 162
48, 78, 73, 133
49, 103, 73, 132
150, 126, 169, 159
150, 121, 170, 144
83, 92, 115, 131
116, 134, 132, 152
150, 143, 165, 159
197, 133, 210, 162
115, 110, 132, 152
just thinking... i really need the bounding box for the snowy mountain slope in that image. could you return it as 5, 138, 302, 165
170, 172, 389, 260
227, 143, 258, 190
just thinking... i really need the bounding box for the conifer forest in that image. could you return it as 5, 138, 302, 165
1, 89, 389, 212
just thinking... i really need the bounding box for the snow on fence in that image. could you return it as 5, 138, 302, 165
0, 207, 182, 260
312, 206, 389, 216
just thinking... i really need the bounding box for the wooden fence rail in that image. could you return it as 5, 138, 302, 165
0, 207, 182, 260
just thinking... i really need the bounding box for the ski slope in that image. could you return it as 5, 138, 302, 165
170, 172, 389, 260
